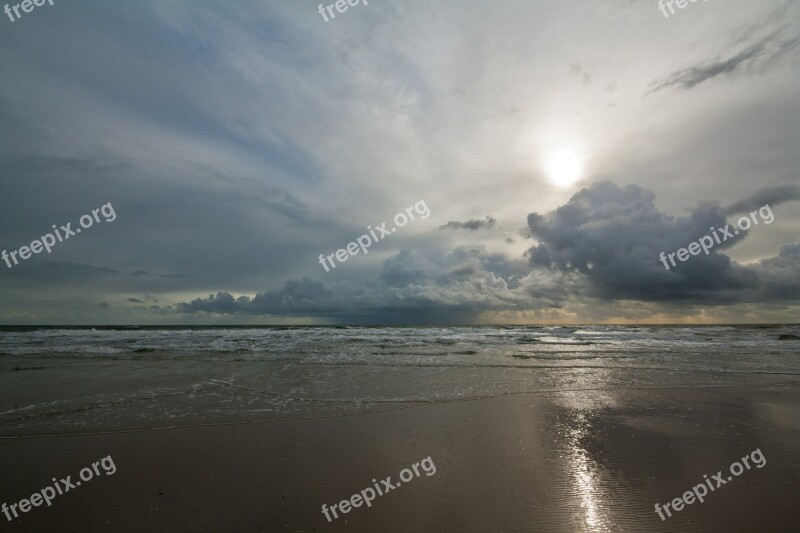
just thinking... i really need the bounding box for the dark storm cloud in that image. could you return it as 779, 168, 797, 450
525, 181, 800, 303
723, 184, 800, 215
178, 281, 380, 318
379, 250, 438, 287
176, 245, 579, 324
178, 292, 252, 314
749, 242, 800, 301
438, 216, 497, 231
650, 32, 800, 92
175, 180, 800, 323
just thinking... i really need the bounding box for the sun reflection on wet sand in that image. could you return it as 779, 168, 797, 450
562, 406, 615, 531
571, 439, 606, 530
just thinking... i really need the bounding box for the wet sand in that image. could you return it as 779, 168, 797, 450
1, 384, 798, 532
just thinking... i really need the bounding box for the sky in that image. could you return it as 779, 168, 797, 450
0, 0, 798, 325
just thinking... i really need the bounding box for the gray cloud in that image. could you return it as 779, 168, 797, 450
650, 32, 800, 92
750, 241, 800, 301
176, 245, 575, 324
34, 262, 120, 277
438, 216, 497, 231
175, 181, 800, 322
723, 184, 800, 215
526, 181, 799, 303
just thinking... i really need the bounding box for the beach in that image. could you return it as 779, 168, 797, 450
2, 380, 798, 531
3, 0, 800, 529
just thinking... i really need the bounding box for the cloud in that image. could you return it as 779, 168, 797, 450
723, 184, 800, 215
438, 216, 497, 231
167, 179, 800, 323
176, 246, 577, 324
650, 32, 800, 92
174, 181, 800, 323
35, 262, 120, 276
525, 181, 799, 303
130, 270, 188, 279
179, 292, 252, 314
750, 241, 800, 301
0, 155, 129, 175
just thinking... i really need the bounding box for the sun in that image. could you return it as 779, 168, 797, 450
544, 150, 583, 187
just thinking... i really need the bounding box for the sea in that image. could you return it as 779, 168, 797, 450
1, 325, 798, 437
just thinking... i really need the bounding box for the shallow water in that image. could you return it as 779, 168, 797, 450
1, 325, 798, 436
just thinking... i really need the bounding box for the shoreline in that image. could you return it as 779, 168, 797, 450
2, 381, 797, 440
1, 385, 798, 531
